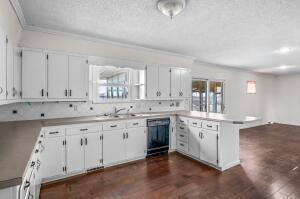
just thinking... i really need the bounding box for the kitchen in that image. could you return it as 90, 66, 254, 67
1, 0, 300, 198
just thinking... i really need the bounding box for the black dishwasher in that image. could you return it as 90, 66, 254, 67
147, 118, 170, 157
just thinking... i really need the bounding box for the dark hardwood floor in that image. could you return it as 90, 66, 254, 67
40, 124, 300, 199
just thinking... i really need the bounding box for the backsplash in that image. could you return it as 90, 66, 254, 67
0, 100, 190, 121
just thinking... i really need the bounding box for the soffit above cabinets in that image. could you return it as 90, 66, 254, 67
12, 0, 300, 74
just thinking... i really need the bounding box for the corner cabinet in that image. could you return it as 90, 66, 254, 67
21, 49, 89, 101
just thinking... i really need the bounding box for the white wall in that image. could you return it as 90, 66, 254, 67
273, 74, 300, 126
191, 61, 276, 127
0, 0, 22, 45
20, 29, 194, 67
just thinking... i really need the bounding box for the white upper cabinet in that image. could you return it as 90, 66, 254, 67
47, 53, 69, 99
146, 65, 170, 99
146, 65, 159, 99
69, 56, 88, 99
171, 68, 190, 98
158, 66, 171, 98
170, 68, 181, 98
20, 49, 88, 102
21, 49, 47, 99
180, 69, 191, 98
13, 48, 21, 99
0, 28, 6, 100
6, 37, 14, 100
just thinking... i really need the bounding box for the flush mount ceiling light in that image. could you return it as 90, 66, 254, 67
157, 0, 186, 19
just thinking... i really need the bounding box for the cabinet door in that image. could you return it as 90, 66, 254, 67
200, 130, 218, 165
84, 133, 102, 169
47, 53, 69, 99
41, 137, 65, 178
68, 56, 88, 99
0, 29, 6, 100
146, 65, 158, 99
22, 50, 46, 99
66, 135, 85, 173
188, 126, 200, 158
180, 69, 191, 98
170, 68, 181, 98
170, 116, 177, 150
125, 127, 146, 160
103, 130, 126, 165
158, 67, 170, 98
6, 38, 14, 100
13, 48, 21, 99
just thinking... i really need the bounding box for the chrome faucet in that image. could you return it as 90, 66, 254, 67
113, 107, 126, 115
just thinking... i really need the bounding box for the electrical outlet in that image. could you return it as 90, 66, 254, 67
74, 105, 78, 111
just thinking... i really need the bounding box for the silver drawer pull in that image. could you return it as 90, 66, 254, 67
193, 122, 197, 125
49, 131, 59, 134
80, 128, 88, 131
133, 123, 139, 125
24, 180, 30, 190
207, 125, 213, 128
180, 135, 184, 137
180, 120, 184, 123
110, 125, 117, 128
179, 126, 184, 130
180, 143, 184, 146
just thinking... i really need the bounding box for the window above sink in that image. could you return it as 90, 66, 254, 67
90, 65, 145, 103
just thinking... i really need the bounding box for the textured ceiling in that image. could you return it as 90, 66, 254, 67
18, 0, 300, 74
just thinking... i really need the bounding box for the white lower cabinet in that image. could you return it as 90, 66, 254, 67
84, 133, 103, 169
188, 126, 200, 158
103, 129, 126, 165
42, 135, 65, 178
103, 121, 146, 166
125, 127, 146, 160
200, 129, 218, 165
66, 134, 85, 173
169, 116, 177, 151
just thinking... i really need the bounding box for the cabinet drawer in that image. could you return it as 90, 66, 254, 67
177, 125, 189, 133
103, 121, 125, 131
177, 141, 188, 153
202, 121, 219, 131
177, 116, 189, 125
177, 131, 188, 143
126, 119, 145, 128
66, 125, 100, 135
44, 128, 64, 138
189, 119, 202, 128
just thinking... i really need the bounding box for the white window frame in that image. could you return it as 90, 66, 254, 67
191, 78, 225, 113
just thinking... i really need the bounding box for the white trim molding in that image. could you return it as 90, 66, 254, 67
9, 0, 26, 27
